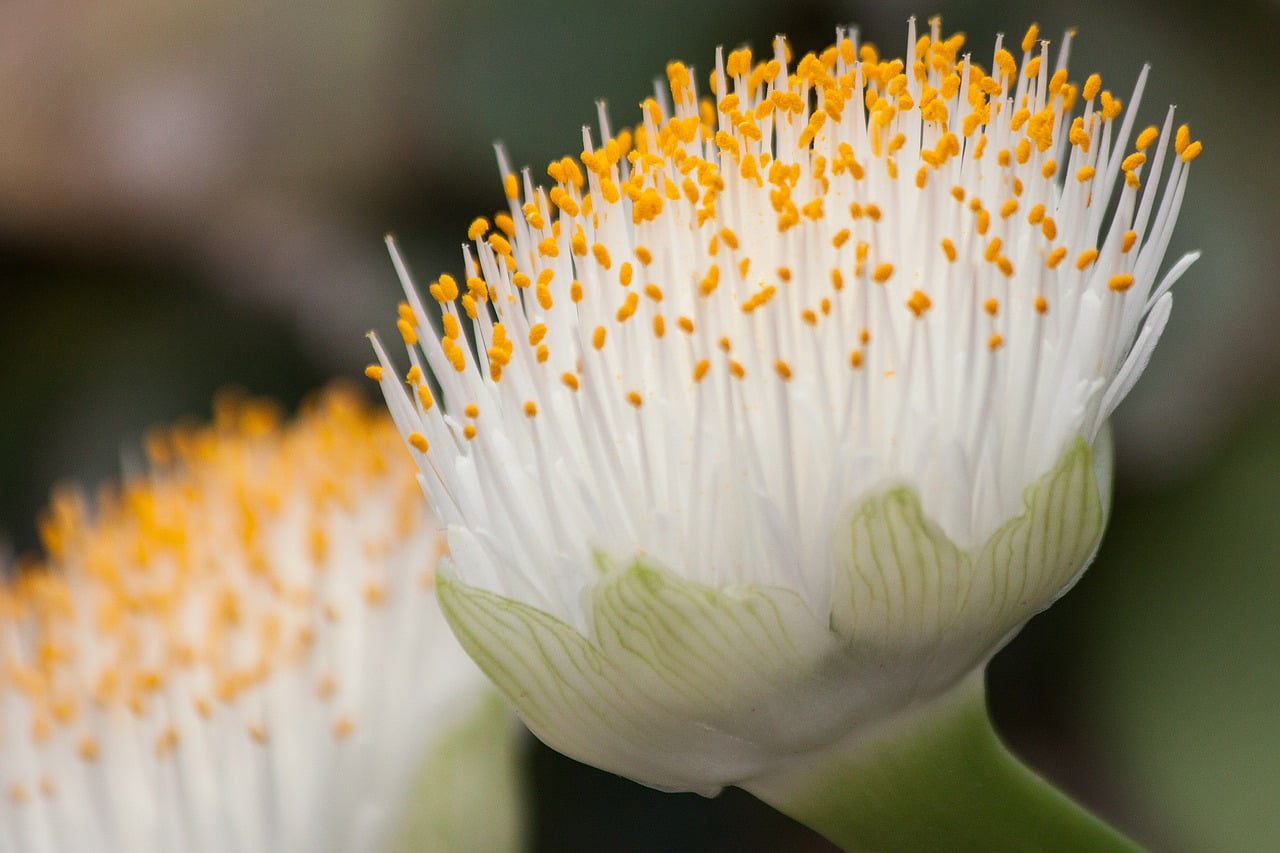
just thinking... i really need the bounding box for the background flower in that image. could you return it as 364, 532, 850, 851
0, 1, 1276, 849
0, 389, 523, 852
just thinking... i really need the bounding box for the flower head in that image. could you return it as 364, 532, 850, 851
372, 19, 1199, 794
0, 388, 521, 852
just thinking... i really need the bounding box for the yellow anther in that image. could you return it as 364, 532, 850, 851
951, 186, 966, 202
417, 384, 434, 409
984, 297, 1000, 316
906, 290, 932, 317
865, 204, 882, 221
503, 173, 520, 200
915, 167, 928, 189
364, 364, 384, 381
997, 256, 1014, 276
536, 344, 549, 363
538, 237, 559, 257
1042, 217, 1058, 240
1122, 152, 1146, 172
1122, 230, 1138, 253
692, 359, 711, 382
570, 280, 583, 302
1108, 273, 1136, 292
1000, 199, 1019, 218
467, 218, 490, 240
1035, 295, 1049, 314
832, 228, 851, 249
729, 360, 746, 379
941, 238, 957, 262
571, 228, 588, 256
1175, 124, 1191, 155
1046, 246, 1067, 268
523, 401, 538, 418
463, 424, 477, 441
627, 390, 644, 408
1023, 56, 1041, 79
653, 315, 666, 337
528, 323, 547, 346
464, 403, 480, 419
1027, 203, 1046, 225
1041, 160, 1058, 179
988, 333, 1004, 351
719, 227, 740, 250
616, 291, 640, 322
644, 283, 664, 302
1083, 73, 1101, 100
995, 48, 1016, 81
849, 349, 864, 369
635, 246, 653, 266
619, 263, 634, 287
774, 360, 793, 380
776, 266, 792, 282
872, 262, 894, 283
1075, 248, 1099, 270
396, 318, 418, 346
562, 372, 580, 390
592, 326, 607, 349
488, 234, 512, 255
831, 268, 844, 290
406, 365, 423, 383
408, 432, 429, 452
1021, 23, 1040, 53
592, 243, 612, 269
976, 208, 991, 235
1181, 140, 1202, 162
495, 213, 516, 237
985, 237, 1003, 262
1135, 126, 1159, 150
442, 313, 461, 340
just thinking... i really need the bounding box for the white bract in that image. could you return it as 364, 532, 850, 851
372, 18, 1198, 794
0, 390, 518, 852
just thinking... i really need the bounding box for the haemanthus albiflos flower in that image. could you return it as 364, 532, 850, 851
0, 389, 521, 853
371, 18, 1199, 795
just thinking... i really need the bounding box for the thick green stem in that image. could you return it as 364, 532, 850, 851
742, 672, 1141, 853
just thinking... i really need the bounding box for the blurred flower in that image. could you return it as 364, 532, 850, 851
372, 19, 1199, 795
0, 388, 523, 852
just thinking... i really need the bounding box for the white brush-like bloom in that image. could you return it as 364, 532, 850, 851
372, 19, 1199, 795
0, 388, 522, 852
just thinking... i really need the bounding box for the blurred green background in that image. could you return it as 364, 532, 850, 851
1, 0, 1276, 850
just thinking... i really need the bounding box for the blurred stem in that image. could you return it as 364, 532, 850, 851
742, 670, 1141, 853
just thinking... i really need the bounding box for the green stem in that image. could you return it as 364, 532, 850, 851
741, 671, 1141, 853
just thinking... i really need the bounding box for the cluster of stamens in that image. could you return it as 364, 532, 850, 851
371, 18, 1199, 623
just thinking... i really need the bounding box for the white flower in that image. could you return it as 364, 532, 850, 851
372, 18, 1199, 795
0, 388, 522, 852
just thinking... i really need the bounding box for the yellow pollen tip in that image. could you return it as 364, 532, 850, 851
1108, 273, 1136, 292
984, 297, 1000, 316
1181, 140, 1202, 162
463, 424, 477, 440
775, 360, 792, 380
523, 401, 538, 418
593, 326, 607, 349
906, 290, 932, 317
1035, 295, 1049, 314
408, 432, 429, 452
988, 333, 1005, 351
627, 391, 643, 408
872, 262, 894, 283
693, 359, 710, 381
464, 403, 480, 419
467, 217, 490, 240
396, 318, 418, 346
561, 372, 580, 390
729, 360, 746, 379
503, 173, 520, 200
364, 364, 384, 381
